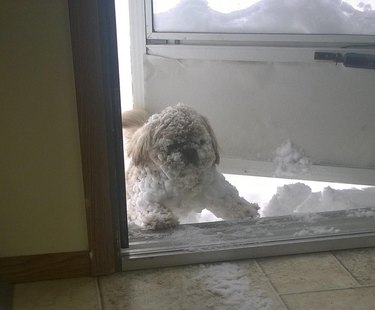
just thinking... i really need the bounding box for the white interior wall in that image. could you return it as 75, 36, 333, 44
143, 55, 375, 177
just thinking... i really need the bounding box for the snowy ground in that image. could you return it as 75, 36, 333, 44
181, 174, 374, 224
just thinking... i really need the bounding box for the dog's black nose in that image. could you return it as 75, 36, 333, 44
182, 148, 199, 166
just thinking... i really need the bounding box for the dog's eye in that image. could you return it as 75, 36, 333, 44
166, 143, 179, 154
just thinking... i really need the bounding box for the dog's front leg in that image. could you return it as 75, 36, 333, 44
204, 170, 259, 220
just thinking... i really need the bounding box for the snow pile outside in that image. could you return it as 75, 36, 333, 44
264, 183, 375, 217
182, 174, 375, 223
273, 140, 311, 178
153, 0, 375, 35
261, 182, 312, 217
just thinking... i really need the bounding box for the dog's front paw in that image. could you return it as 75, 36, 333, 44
232, 199, 259, 219
142, 204, 179, 230
244, 202, 260, 218
143, 216, 179, 230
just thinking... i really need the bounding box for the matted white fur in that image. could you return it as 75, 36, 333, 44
123, 104, 259, 230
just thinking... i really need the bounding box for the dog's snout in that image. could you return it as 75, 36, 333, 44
182, 148, 199, 165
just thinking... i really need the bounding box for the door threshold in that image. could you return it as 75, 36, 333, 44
122, 208, 375, 271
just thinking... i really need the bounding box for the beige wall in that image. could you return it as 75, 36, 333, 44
0, 1, 88, 256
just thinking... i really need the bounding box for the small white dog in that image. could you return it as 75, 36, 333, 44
123, 104, 259, 230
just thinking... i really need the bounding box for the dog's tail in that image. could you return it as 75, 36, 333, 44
122, 109, 149, 141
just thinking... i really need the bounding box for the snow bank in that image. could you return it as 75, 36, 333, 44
153, 0, 375, 35
262, 182, 311, 217
263, 183, 375, 217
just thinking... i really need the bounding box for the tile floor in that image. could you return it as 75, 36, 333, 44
9, 247, 375, 310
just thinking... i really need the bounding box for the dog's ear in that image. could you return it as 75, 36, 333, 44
122, 109, 149, 142
201, 116, 220, 165
127, 124, 152, 166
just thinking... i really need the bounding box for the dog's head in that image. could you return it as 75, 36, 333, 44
127, 104, 220, 177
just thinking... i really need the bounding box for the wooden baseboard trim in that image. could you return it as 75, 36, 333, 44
0, 251, 91, 283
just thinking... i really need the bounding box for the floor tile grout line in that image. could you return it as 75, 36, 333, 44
95, 277, 104, 310
254, 259, 290, 310
331, 251, 363, 287
278, 284, 375, 297
254, 259, 281, 294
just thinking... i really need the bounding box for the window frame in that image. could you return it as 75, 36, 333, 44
145, 0, 375, 48
120, 0, 375, 271
68, 0, 127, 275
